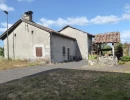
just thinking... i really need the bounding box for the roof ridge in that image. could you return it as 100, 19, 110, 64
59, 25, 95, 37
0, 19, 76, 40
21, 19, 55, 33
0, 19, 22, 40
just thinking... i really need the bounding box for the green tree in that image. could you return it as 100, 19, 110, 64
114, 43, 123, 60
101, 43, 111, 55
0, 47, 4, 57
123, 42, 129, 56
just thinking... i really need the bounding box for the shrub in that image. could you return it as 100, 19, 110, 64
118, 60, 125, 65
0, 47, 4, 56
120, 56, 130, 62
89, 54, 97, 60
114, 43, 123, 60
100, 43, 111, 55
123, 43, 129, 56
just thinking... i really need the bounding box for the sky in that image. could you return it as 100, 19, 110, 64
0, 0, 130, 47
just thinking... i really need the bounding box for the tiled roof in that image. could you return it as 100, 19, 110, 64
22, 19, 55, 33
124, 43, 130, 46
94, 32, 120, 43
59, 25, 95, 37
0, 19, 22, 40
23, 19, 76, 40
0, 19, 76, 40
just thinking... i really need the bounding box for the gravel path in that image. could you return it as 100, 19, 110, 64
0, 60, 129, 84
81, 64, 129, 73
0, 60, 87, 84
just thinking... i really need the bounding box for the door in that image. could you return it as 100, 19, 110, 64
68, 48, 70, 61
36, 47, 42, 57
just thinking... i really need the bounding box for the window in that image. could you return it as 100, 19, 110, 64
36, 47, 42, 57
31, 30, 34, 34
62, 46, 65, 56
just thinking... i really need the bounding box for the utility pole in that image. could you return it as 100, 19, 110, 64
4, 11, 9, 60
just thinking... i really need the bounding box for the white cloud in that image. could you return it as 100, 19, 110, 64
38, 17, 89, 27
39, 18, 55, 27
0, 4, 14, 11
0, 22, 12, 32
0, 1, 13, 32
90, 15, 120, 24
122, 14, 130, 20
121, 30, 130, 43
124, 4, 130, 14
0, 28, 6, 32
121, 4, 130, 20
17, 0, 35, 2
37, 4, 130, 27
1, 22, 12, 28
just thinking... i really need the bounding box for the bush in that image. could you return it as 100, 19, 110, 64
114, 43, 123, 60
118, 60, 125, 65
89, 54, 97, 60
120, 56, 130, 62
0, 47, 4, 57
101, 43, 111, 55
123, 43, 129, 56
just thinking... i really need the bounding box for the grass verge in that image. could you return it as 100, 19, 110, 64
0, 59, 48, 70
0, 69, 130, 100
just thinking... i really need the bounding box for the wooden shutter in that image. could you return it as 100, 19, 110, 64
36, 47, 42, 57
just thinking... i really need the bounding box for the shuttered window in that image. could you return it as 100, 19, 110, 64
36, 47, 42, 57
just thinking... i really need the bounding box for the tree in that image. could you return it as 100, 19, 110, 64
101, 43, 111, 55
123, 42, 129, 56
0, 47, 4, 57
114, 43, 123, 60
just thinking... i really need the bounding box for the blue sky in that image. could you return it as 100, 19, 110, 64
0, 0, 130, 47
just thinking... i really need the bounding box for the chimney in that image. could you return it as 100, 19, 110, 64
22, 11, 33, 21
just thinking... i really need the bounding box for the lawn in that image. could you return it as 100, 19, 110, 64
0, 69, 130, 100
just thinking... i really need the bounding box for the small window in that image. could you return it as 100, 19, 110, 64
31, 30, 34, 34
62, 46, 65, 56
36, 47, 42, 57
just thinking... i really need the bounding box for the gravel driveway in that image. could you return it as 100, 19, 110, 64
0, 60, 87, 84
0, 60, 129, 84
81, 64, 130, 73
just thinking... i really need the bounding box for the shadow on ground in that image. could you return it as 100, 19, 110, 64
1, 68, 130, 100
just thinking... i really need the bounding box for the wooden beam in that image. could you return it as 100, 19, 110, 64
99, 44, 102, 56
101, 48, 112, 51
112, 43, 116, 65
112, 43, 115, 57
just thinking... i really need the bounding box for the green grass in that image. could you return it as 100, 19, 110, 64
0, 69, 130, 100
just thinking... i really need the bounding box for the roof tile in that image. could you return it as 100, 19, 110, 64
94, 32, 120, 43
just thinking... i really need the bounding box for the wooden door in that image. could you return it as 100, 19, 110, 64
36, 47, 42, 57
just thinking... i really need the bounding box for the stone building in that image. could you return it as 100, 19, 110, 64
59, 25, 94, 60
0, 11, 94, 63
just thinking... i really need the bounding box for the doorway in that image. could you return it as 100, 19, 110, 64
36, 47, 42, 57
67, 48, 70, 61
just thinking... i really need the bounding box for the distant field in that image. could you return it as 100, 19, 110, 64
0, 69, 130, 100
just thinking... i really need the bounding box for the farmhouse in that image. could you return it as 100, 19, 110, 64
0, 11, 94, 63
